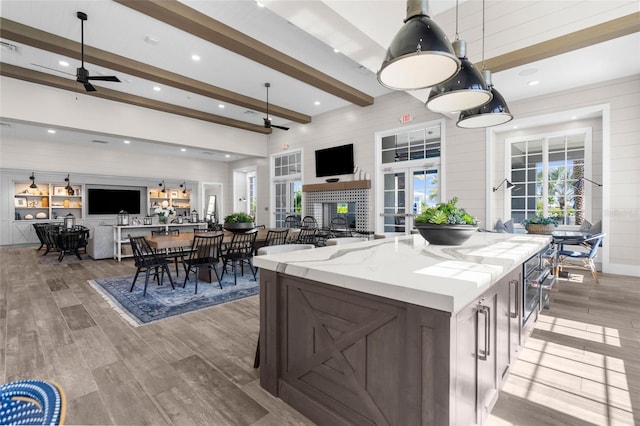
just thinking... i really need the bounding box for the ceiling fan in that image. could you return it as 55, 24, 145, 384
263, 83, 289, 131
75, 11, 120, 92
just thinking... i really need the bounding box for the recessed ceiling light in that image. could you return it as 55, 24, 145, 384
513, 125, 518, 129
123, 140, 130, 144
256, 1, 265, 7
225, 154, 231, 158
58, 60, 69, 67
218, 104, 225, 109
153, 86, 161, 91
180, 148, 186, 152
314, 101, 320, 106
333, 48, 340, 53
528, 80, 539, 86
571, 116, 577, 120
191, 54, 200, 61
47, 129, 56, 134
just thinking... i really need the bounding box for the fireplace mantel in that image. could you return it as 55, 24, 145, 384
302, 180, 370, 192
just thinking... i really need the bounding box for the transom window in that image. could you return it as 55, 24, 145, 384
509, 129, 591, 226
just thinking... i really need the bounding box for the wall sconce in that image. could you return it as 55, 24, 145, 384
64, 174, 75, 196
159, 180, 166, 193
180, 181, 188, 194
29, 172, 38, 189
573, 177, 602, 189
493, 178, 514, 192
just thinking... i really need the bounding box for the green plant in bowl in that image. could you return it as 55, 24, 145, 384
522, 215, 557, 234
223, 212, 254, 223
414, 197, 478, 245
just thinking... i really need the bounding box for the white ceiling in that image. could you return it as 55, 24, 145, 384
1, 0, 638, 159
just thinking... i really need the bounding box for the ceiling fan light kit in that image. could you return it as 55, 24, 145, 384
75, 11, 121, 92
426, 39, 492, 112
378, 0, 460, 90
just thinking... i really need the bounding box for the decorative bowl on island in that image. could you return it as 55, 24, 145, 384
414, 197, 478, 245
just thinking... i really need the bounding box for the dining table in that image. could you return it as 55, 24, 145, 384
146, 228, 297, 283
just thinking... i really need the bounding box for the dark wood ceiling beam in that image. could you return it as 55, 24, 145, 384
480, 12, 640, 73
0, 17, 310, 124
113, 0, 374, 107
0, 63, 271, 134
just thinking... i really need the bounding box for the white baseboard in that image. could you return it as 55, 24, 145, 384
604, 263, 640, 278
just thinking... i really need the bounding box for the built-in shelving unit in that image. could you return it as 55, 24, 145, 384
148, 188, 191, 216
14, 181, 83, 221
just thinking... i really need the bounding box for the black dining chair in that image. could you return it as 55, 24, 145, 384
330, 216, 352, 238
55, 228, 89, 262
151, 229, 185, 276
264, 228, 289, 246
129, 235, 175, 296
284, 215, 301, 229
221, 229, 258, 285
294, 226, 318, 246
183, 233, 225, 293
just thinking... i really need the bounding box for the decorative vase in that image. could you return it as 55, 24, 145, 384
159, 215, 168, 224
414, 223, 478, 245
223, 222, 255, 232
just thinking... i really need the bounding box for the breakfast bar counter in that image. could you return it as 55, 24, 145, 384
254, 233, 551, 425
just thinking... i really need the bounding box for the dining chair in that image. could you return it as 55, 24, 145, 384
264, 228, 289, 246
42, 224, 62, 256
284, 215, 301, 229
33, 223, 47, 251
330, 216, 352, 238
151, 229, 185, 276
55, 228, 89, 262
294, 226, 318, 246
557, 233, 605, 283
129, 235, 175, 296
221, 229, 258, 286
183, 233, 225, 293
302, 215, 319, 229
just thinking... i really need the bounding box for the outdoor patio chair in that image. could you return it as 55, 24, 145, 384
129, 235, 175, 296
557, 233, 605, 283
183, 233, 225, 293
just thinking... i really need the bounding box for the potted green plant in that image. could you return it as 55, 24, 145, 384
414, 197, 478, 245
223, 212, 255, 232
522, 215, 557, 234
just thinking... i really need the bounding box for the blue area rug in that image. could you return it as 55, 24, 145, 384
88, 271, 259, 326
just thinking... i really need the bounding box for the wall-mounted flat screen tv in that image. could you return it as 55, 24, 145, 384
315, 143, 354, 177
87, 188, 142, 215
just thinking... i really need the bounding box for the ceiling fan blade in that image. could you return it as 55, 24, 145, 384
271, 124, 290, 131
87, 75, 121, 82
83, 82, 97, 92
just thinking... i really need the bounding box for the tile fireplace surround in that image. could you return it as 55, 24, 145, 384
302, 180, 371, 232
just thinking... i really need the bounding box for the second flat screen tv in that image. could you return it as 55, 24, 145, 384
315, 143, 354, 177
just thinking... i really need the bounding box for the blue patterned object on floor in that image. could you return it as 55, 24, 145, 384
88, 272, 259, 326
0, 379, 65, 425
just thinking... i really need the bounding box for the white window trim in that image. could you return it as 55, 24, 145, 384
269, 148, 303, 227
504, 127, 592, 229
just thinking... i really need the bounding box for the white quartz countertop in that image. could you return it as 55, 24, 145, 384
254, 233, 552, 314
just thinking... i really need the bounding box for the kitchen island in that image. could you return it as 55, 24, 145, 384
254, 233, 552, 425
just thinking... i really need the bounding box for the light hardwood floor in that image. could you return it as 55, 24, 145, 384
1, 245, 638, 425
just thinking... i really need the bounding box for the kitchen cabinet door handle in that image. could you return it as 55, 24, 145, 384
510, 279, 520, 318
477, 305, 490, 361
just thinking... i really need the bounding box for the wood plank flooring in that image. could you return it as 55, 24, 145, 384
1, 245, 638, 425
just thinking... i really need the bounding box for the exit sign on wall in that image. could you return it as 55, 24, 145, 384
400, 113, 412, 123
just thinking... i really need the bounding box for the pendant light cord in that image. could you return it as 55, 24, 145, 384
481, 0, 486, 70
454, 0, 459, 40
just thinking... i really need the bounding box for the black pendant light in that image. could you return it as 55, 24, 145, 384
457, 70, 513, 128
456, 0, 512, 128
29, 172, 38, 189
378, 0, 460, 90
426, 0, 491, 112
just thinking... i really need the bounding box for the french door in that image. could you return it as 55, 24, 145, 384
273, 180, 302, 227
379, 166, 440, 235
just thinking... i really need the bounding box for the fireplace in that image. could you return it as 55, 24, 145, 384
302, 182, 371, 232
